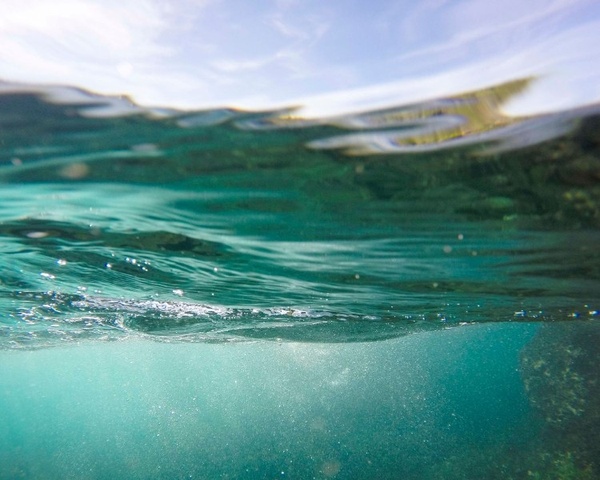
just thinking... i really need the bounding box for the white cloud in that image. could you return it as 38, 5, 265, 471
0, 0, 170, 59
266, 12, 329, 43
287, 17, 600, 119
0, 0, 172, 92
392, 0, 585, 68
0, 0, 597, 117
211, 58, 268, 73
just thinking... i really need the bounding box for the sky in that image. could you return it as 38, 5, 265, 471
0, 0, 599, 117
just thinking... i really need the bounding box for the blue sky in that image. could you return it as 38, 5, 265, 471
0, 0, 599, 116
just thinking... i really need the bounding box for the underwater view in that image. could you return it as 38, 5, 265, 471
1, 1, 600, 479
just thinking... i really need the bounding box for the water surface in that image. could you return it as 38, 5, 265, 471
0, 81, 599, 478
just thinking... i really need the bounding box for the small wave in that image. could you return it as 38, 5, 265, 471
2, 290, 597, 350
1, 78, 599, 163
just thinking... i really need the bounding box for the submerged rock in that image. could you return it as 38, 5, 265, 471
520, 322, 600, 468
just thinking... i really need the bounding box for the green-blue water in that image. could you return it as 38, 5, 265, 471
1, 83, 599, 478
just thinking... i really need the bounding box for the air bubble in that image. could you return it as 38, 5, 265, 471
27, 231, 48, 239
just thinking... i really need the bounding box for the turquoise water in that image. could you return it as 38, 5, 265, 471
1, 84, 599, 478
1, 326, 537, 479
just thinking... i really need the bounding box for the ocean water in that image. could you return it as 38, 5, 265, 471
0, 81, 599, 479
